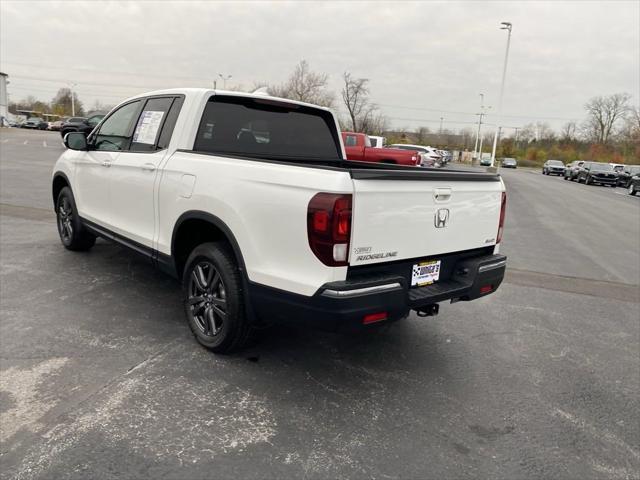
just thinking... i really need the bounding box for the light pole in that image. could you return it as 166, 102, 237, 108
490, 21, 513, 167
218, 74, 232, 89
69, 82, 77, 116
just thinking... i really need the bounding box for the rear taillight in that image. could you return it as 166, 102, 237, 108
496, 191, 506, 243
307, 193, 352, 266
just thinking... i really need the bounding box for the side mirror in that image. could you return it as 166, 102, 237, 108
64, 132, 88, 151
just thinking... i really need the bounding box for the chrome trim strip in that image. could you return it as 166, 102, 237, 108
321, 282, 403, 298
478, 260, 507, 273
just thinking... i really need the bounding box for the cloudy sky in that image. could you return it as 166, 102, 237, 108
1, 0, 638, 133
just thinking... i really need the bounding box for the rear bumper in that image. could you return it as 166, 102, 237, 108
249, 253, 506, 331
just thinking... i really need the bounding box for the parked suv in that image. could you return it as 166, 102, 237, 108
564, 160, 585, 181
52, 89, 507, 353
60, 114, 105, 138
577, 162, 618, 186
542, 159, 565, 175
21, 117, 48, 130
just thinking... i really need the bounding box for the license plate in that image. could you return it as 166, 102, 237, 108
411, 260, 441, 287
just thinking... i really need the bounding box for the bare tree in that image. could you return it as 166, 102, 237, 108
582, 93, 631, 144
414, 127, 430, 144
51, 88, 84, 116
560, 121, 577, 142
340, 72, 388, 133
269, 60, 334, 107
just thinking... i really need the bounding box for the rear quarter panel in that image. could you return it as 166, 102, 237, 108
157, 153, 353, 296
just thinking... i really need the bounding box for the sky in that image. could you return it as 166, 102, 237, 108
1, 0, 638, 134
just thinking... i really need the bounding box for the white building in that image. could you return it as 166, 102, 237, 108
0, 72, 8, 122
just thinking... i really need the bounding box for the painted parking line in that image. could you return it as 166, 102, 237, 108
23, 140, 28, 145
613, 191, 639, 199
43, 141, 48, 148
1, 139, 8, 143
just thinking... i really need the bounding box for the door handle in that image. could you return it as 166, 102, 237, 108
101, 161, 111, 168
142, 163, 156, 172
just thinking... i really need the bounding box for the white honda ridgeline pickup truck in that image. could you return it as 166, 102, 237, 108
53, 89, 507, 353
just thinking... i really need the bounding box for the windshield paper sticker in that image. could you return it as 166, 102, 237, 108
133, 111, 165, 145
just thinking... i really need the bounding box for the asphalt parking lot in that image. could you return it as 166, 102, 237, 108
1, 128, 639, 479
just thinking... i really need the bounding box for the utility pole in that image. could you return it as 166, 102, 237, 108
514, 127, 519, 148
490, 21, 513, 167
439, 117, 444, 135
213, 80, 217, 90
473, 93, 484, 162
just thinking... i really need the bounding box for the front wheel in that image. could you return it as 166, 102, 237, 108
183, 242, 253, 353
630, 184, 638, 196
56, 187, 96, 251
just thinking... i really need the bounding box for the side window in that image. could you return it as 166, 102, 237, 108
130, 97, 175, 152
94, 101, 141, 151
345, 135, 357, 147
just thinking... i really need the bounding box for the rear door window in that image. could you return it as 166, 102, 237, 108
130, 97, 181, 152
194, 95, 341, 160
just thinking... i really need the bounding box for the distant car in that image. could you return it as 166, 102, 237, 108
501, 158, 517, 168
564, 160, 585, 181
21, 117, 48, 130
542, 159, 565, 175
387, 144, 442, 167
577, 162, 618, 186
617, 165, 640, 188
47, 119, 66, 131
479, 157, 492, 166
438, 150, 453, 164
628, 175, 639, 196
60, 114, 105, 138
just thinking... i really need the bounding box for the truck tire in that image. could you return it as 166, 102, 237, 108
183, 242, 253, 353
56, 187, 96, 251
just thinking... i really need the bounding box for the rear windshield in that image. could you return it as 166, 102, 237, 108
194, 95, 341, 160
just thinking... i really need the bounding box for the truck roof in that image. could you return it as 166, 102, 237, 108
120, 88, 333, 112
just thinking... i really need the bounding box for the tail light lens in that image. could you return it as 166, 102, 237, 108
307, 193, 352, 266
496, 192, 507, 243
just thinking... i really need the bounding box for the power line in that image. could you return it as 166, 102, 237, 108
1, 60, 213, 83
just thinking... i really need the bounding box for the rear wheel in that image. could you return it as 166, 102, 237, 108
630, 184, 638, 196
183, 242, 253, 353
585, 176, 592, 185
56, 187, 96, 251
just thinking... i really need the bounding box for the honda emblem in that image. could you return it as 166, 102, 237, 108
434, 208, 449, 228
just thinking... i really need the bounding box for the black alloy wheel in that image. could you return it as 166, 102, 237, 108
182, 242, 253, 353
55, 187, 96, 251
187, 261, 227, 338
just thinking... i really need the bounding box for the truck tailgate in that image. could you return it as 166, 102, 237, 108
349, 170, 504, 266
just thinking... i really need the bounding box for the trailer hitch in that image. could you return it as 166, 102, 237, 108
415, 304, 439, 317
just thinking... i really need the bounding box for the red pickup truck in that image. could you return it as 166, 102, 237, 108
342, 132, 421, 166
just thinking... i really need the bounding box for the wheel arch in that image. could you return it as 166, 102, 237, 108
170, 211, 248, 283
52, 172, 71, 210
